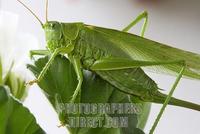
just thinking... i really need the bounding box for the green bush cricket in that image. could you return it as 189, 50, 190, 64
18, 0, 200, 133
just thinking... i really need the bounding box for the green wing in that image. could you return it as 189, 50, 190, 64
86, 25, 200, 79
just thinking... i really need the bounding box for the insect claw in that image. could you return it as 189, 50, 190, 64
57, 122, 65, 128
158, 88, 165, 91
26, 79, 38, 86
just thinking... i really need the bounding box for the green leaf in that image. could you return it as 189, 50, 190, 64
0, 86, 45, 134
27, 55, 79, 133
77, 127, 121, 134
27, 55, 78, 106
81, 71, 115, 103
79, 72, 145, 134
28, 55, 147, 134
136, 102, 151, 130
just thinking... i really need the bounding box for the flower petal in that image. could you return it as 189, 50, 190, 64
0, 11, 19, 71
0, 11, 39, 80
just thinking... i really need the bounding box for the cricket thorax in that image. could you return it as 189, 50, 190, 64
74, 37, 110, 69
47, 35, 70, 52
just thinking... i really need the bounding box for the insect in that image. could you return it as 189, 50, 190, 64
18, 0, 200, 133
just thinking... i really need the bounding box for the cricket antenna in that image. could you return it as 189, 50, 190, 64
17, 0, 43, 26
45, 0, 49, 22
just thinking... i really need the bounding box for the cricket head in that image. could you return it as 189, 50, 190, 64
43, 21, 64, 52
43, 21, 83, 52
17, 0, 74, 53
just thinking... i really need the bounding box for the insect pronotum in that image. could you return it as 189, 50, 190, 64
18, 0, 200, 133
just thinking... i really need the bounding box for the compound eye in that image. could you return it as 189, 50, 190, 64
50, 23, 55, 28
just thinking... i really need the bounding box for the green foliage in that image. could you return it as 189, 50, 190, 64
28, 56, 77, 105
136, 102, 151, 130
0, 86, 45, 134
27, 55, 149, 134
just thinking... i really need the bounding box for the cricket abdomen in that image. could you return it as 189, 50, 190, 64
95, 68, 159, 101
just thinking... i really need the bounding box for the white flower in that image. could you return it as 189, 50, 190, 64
0, 11, 38, 79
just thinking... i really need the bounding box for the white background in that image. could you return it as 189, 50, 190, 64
1, 0, 200, 134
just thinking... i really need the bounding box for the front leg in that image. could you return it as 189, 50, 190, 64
27, 48, 64, 85
70, 56, 83, 103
